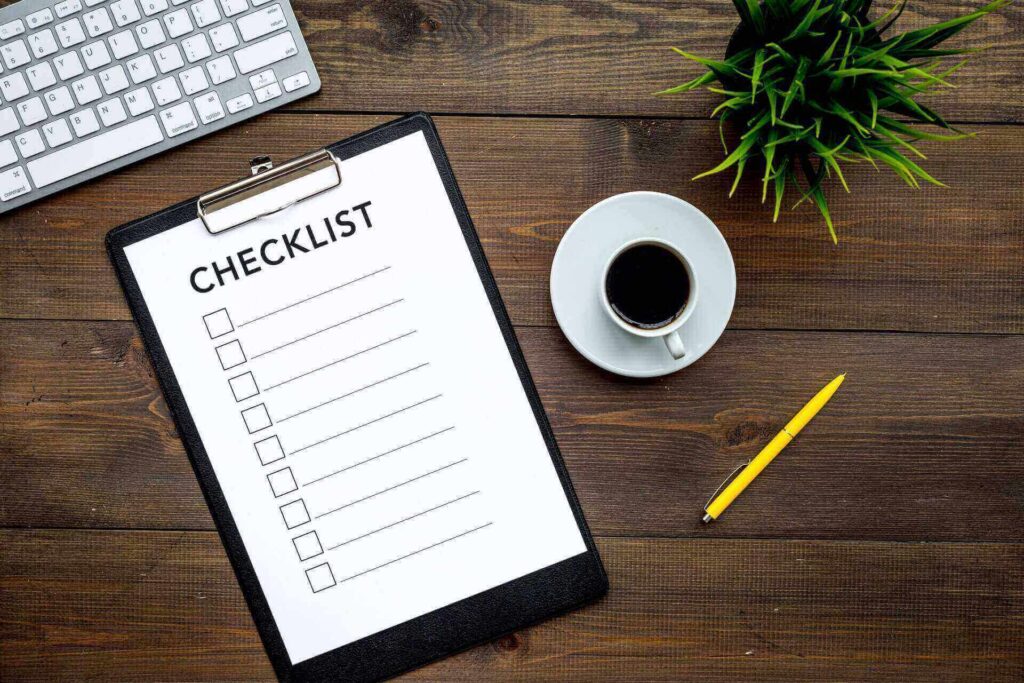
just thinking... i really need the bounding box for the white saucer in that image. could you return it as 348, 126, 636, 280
550, 192, 736, 378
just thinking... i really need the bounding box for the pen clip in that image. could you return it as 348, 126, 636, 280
704, 462, 750, 511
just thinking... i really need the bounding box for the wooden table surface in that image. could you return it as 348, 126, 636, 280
2, 1, 1023, 680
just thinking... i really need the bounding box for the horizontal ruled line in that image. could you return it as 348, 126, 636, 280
302, 426, 455, 486
314, 458, 468, 520
289, 394, 442, 455
263, 331, 416, 391
278, 363, 429, 423
250, 299, 405, 360
335, 522, 493, 584
326, 491, 480, 550
237, 267, 391, 327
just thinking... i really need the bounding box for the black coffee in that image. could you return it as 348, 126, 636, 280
605, 244, 690, 329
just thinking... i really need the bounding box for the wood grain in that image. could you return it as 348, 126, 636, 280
1, 115, 1022, 332
1, 530, 1021, 681
3, 320, 1022, 541
289, 0, 1024, 122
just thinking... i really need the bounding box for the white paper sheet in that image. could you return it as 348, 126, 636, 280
124, 130, 587, 663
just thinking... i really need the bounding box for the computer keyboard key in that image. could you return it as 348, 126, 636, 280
193, 91, 223, 123
44, 87, 75, 115
1, 20, 26, 40
57, 19, 87, 47
17, 97, 47, 126
220, 0, 248, 16
282, 70, 308, 92
27, 115, 163, 187
100, 64, 130, 93
125, 87, 155, 114
190, 0, 220, 27
225, 93, 252, 113
109, 30, 140, 58
135, 19, 165, 48
29, 29, 60, 58
111, 0, 142, 27
163, 8, 192, 38
248, 68, 275, 89
97, 97, 127, 125
42, 118, 73, 147
0, 167, 32, 201
233, 31, 295, 74
142, 0, 169, 16
155, 44, 184, 72
83, 8, 114, 37
205, 54, 235, 84
0, 108, 19, 136
26, 9, 55, 29
179, 65, 208, 94
55, 0, 84, 18
54, 52, 85, 80
27, 63, 58, 90
85, 0, 106, 6
0, 140, 18, 167
2, 41, 32, 69
182, 33, 210, 62
126, 54, 157, 82
16, 129, 46, 157
152, 76, 181, 104
159, 101, 197, 136
253, 82, 280, 103
72, 75, 102, 104
209, 23, 238, 51
82, 40, 112, 69
1, 73, 30, 101
69, 108, 99, 136
236, 4, 285, 41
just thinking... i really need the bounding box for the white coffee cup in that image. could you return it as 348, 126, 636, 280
600, 237, 699, 360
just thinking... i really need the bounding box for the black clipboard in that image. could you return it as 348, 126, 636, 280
106, 113, 608, 682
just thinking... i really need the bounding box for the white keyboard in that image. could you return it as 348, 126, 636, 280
0, 0, 319, 212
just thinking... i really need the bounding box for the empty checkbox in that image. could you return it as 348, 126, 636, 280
242, 403, 272, 433
293, 531, 323, 561
306, 563, 336, 593
203, 308, 234, 339
229, 371, 260, 402
280, 499, 310, 529
267, 467, 297, 498
216, 340, 246, 370
254, 435, 285, 465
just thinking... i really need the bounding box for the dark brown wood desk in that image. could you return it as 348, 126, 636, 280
1, 1, 1022, 680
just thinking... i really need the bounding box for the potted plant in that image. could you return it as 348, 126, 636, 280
659, 0, 1011, 242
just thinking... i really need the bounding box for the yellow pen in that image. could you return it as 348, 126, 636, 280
702, 373, 846, 523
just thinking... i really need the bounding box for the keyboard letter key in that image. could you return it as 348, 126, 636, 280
125, 87, 155, 114
0, 108, 20, 135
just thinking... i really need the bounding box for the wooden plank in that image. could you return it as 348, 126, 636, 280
3, 320, 1022, 541
288, 0, 1024, 122
1, 530, 1021, 681
1, 115, 1022, 333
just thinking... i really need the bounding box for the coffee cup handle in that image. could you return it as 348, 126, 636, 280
664, 331, 685, 360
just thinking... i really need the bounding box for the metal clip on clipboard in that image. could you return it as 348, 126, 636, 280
197, 149, 342, 235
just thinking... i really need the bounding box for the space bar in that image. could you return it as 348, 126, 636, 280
27, 116, 164, 188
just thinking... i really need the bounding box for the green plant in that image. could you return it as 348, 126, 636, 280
659, 0, 1011, 242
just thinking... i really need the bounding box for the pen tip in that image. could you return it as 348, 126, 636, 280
702, 514, 713, 524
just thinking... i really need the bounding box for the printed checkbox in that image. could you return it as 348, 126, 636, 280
306, 563, 336, 593
293, 531, 323, 561
216, 340, 246, 370
229, 371, 260, 402
203, 308, 234, 339
267, 467, 297, 498
280, 499, 310, 529
254, 435, 285, 466
242, 403, 272, 434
